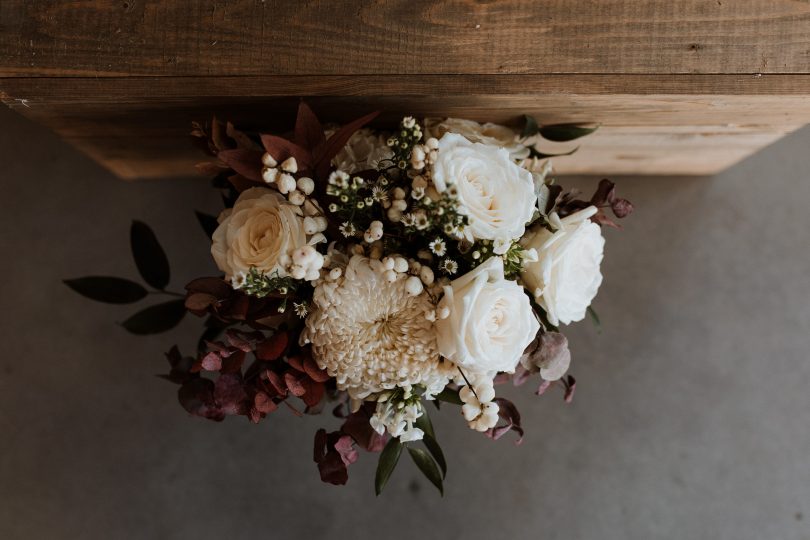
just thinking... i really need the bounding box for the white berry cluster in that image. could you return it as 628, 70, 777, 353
459, 377, 499, 432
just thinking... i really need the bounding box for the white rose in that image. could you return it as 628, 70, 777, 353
329, 128, 392, 174
435, 257, 540, 375
425, 118, 530, 160
432, 133, 537, 243
211, 187, 308, 279
520, 206, 605, 326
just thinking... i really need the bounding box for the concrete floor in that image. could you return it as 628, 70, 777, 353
1, 106, 809, 539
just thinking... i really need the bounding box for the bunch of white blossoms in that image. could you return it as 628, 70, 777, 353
209, 116, 608, 441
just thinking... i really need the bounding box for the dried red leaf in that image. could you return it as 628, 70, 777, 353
200, 351, 222, 371
284, 371, 307, 397
612, 198, 634, 218
341, 406, 386, 452
185, 292, 218, 313
220, 349, 246, 374
213, 374, 248, 415
313, 429, 355, 485
256, 331, 288, 361
300, 378, 325, 408
254, 391, 278, 414
302, 356, 330, 382
178, 378, 224, 421
485, 398, 524, 445
185, 277, 232, 299
264, 370, 287, 396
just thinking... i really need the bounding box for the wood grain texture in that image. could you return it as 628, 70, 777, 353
1, 0, 810, 77
1, 1, 809, 178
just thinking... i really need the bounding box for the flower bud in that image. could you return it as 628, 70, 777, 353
262, 153, 278, 167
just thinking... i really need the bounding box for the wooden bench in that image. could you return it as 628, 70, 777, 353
2, 1, 809, 179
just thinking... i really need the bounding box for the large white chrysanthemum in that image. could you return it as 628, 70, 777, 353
301, 255, 453, 399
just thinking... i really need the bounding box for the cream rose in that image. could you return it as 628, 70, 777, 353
435, 257, 540, 375
520, 206, 605, 326
425, 118, 530, 160
211, 187, 308, 279
431, 133, 537, 243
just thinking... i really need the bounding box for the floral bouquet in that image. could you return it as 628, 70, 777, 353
65, 102, 632, 495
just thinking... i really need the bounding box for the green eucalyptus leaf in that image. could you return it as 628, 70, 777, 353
63, 276, 148, 304
435, 388, 463, 405
528, 146, 579, 159
407, 446, 444, 496
130, 220, 170, 289
414, 410, 447, 477
375, 437, 403, 496
194, 211, 219, 240
538, 123, 599, 142
587, 306, 602, 332
521, 114, 540, 138
121, 299, 186, 335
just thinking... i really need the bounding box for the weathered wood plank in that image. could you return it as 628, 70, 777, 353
1, 1, 809, 77
2, 83, 805, 178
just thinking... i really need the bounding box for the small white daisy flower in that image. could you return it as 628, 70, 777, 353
440, 258, 458, 275
293, 301, 309, 318
429, 238, 447, 256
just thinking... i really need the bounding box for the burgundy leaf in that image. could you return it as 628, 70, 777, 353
314, 110, 380, 180
218, 149, 263, 182
313, 429, 351, 485
213, 374, 248, 415
341, 406, 386, 452
178, 378, 224, 421
564, 375, 577, 403
612, 198, 634, 218
485, 398, 524, 445
284, 371, 307, 397
185, 277, 232, 299
334, 435, 359, 466
590, 178, 616, 206
185, 292, 218, 313
254, 391, 278, 414
259, 134, 313, 171
256, 331, 289, 361
294, 101, 327, 152
200, 352, 222, 372
302, 356, 330, 382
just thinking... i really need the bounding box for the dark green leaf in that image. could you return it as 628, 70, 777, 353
414, 409, 435, 439
414, 409, 447, 477
521, 114, 540, 138
194, 211, 219, 240
528, 146, 579, 159
130, 221, 170, 289
63, 276, 148, 304
121, 300, 186, 335
587, 306, 602, 333
435, 387, 463, 405
407, 447, 443, 496
538, 123, 599, 142
375, 437, 402, 496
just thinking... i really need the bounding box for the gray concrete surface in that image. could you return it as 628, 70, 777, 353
1, 106, 809, 539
